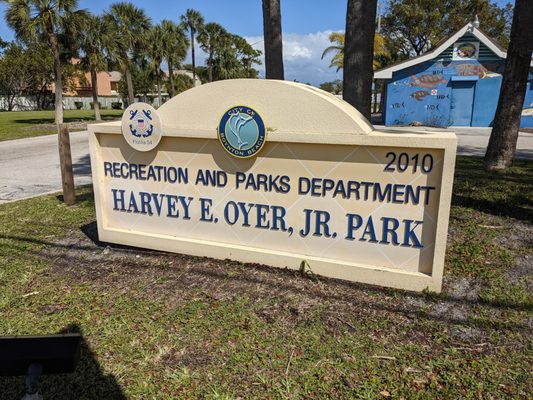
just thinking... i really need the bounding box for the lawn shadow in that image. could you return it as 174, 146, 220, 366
452, 156, 533, 223
0, 324, 126, 399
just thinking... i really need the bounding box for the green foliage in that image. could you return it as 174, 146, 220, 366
74, 101, 83, 110
382, 0, 513, 62
166, 73, 194, 95
319, 80, 343, 94
0, 41, 54, 110
111, 101, 123, 110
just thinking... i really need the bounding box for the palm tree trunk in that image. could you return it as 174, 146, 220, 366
168, 62, 175, 97
208, 49, 213, 82
49, 34, 63, 124
90, 68, 101, 121
157, 74, 162, 106
191, 31, 196, 82
485, 0, 533, 171
262, 0, 284, 79
125, 63, 135, 105
343, 0, 377, 120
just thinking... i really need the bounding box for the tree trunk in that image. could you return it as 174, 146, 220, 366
262, 0, 284, 79
57, 123, 75, 205
168, 62, 175, 97
208, 49, 213, 82
485, 0, 533, 171
343, 0, 377, 120
125, 63, 135, 105
49, 34, 63, 124
90, 68, 101, 121
191, 31, 196, 82
157, 74, 162, 106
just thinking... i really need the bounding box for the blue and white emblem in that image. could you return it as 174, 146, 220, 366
121, 102, 163, 152
218, 106, 266, 158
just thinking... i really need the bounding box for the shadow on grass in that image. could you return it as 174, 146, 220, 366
452, 156, 533, 223
0, 324, 125, 399
2, 223, 531, 323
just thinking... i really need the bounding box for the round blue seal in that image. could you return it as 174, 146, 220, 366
218, 106, 266, 158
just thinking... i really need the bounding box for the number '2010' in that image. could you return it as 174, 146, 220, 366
384, 152, 433, 173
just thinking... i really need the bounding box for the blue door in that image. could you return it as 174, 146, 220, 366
450, 80, 476, 126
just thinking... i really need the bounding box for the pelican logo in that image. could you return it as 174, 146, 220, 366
218, 106, 266, 158
121, 103, 163, 152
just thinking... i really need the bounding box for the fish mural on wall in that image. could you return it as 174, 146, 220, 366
410, 90, 430, 101
522, 103, 533, 116
454, 63, 501, 79
409, 74, 447, 88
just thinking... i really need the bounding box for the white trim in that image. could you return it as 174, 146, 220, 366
374, 23, 531, 79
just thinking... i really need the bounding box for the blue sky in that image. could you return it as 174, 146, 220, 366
0, 0, 515, 85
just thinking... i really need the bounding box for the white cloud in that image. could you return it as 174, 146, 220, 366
245, 31, 343, 85
184, 30, 343, 86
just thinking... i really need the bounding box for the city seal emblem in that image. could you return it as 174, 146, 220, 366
121, 102, 163, 152
217, 105, 266, 158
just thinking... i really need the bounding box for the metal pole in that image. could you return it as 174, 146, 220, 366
376, 0, 383, 33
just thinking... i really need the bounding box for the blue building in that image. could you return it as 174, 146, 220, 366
374, 21, 533, 128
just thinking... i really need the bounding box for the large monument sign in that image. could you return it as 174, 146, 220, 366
89, 80, 457, 292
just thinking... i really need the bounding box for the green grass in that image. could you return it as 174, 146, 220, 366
0, 109, 123, 141
0, 157, 531, 399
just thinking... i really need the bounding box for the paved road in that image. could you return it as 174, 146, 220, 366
0, 131, 92, 203
0, 128, 532, 203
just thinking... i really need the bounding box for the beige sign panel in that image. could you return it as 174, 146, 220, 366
89, 80, 456, 292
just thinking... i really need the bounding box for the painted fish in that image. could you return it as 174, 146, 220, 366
521, 108, 533, 116
409, 74, 447, 88
410, 90, 430, 101
455, 63, 488, 78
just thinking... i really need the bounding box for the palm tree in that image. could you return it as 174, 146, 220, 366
80, 14, 117, 121
106, 2, 151, 105
322, 31, 389, 71
485, 0, 533, 170
262, 0, 284, 79
180, 8, 204, 83
161, 19, 188, 97
198, 22, 228, 82
4, 0, 88, 124
145, 25, 165, 106
343, 0, 377, 119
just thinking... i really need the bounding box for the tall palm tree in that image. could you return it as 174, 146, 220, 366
343, 0, 377, 119
198, 22, 228, 82
180, 8, 204, 83
145, 25, 165, 106
262, 0, 284, 79
80, 14, 117, 121
106, 2, 151, 105
4, 0, 88, 124
485, 0, 533, 170
161, 19, 188, 97
322, 31, 389, 71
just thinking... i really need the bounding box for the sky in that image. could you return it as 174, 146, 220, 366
0, 0, 515, 86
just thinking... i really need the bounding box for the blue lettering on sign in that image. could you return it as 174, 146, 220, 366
106, 157, 438, 250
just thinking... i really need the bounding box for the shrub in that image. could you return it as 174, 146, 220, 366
111, 102, 123, 110
74, 101, 83, 110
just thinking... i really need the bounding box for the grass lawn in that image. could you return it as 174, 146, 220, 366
0, 109, 123, 142
0, 156, 531, 399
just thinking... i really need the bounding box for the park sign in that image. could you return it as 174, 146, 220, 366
88, 80, 457, 292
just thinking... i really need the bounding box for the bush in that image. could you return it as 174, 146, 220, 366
111, 101, 123, 110
74, 101, 83, 110
90, 101, 101, 110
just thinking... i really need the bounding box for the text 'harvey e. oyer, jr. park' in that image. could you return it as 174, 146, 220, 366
89, 79, 457, 292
